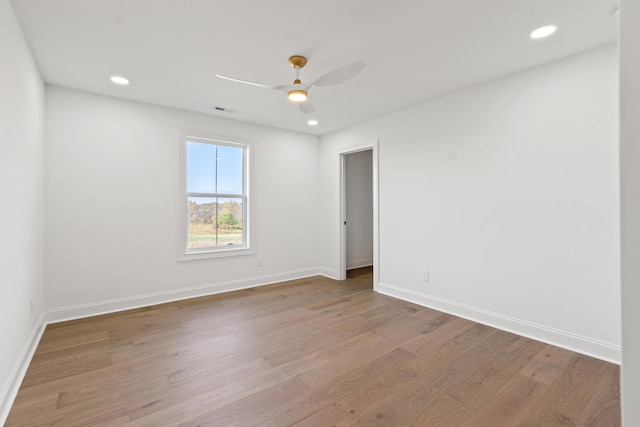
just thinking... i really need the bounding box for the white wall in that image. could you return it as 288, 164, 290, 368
44, 86, 321, 318
620, 0, 640, 424
345, 150, 373, 270
320, 44, 620, 362
0, 0, 45, 421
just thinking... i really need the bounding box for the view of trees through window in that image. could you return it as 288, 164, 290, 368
186, 139, 245, 250
187, 198, 243, 248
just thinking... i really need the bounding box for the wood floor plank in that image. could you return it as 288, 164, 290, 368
5, 268, 621, 426
239, 348, 417, 426
179, 376, 311, 426
164, 343, 266, 388
518, 354, 613, 426
26, 338, 132, 374
447, 337, 546, 409
322, 343, 462, 423
35, 330, 111, 355
356, 329, 523, 426
128, 367, 298, 426
297, 331, 384, 387
408, 394, 476, 426
519, 344, 576, 385
582, 364, 621, 426
291, 405, 369, 427
126, 358, 274, 421
4, 394, 58, 426
400, 316, 476, 356
461, 374, 549, 426
370, 306, 443, 337
261, 316, 375, 367
55, 370, 172, 410
20, 353, 112, 388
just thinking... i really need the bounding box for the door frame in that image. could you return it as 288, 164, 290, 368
337, 139, 379, 291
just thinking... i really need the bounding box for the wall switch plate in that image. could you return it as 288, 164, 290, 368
447, 150, 455, 160
448, 147, 463, 161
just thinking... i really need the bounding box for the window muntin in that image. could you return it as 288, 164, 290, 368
184, 137, 248, 256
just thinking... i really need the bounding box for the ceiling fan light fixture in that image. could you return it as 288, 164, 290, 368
288, 89, 308, 102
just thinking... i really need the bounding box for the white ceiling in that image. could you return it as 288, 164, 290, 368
10, 0, 618, 135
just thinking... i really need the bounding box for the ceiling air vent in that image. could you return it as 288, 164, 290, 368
213, 105, 237, 114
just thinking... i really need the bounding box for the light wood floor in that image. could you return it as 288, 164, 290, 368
7, 268, 620, 426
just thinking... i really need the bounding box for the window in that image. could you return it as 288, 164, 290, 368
180, 133, 249, 260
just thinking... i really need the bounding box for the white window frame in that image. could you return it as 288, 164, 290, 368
179, 131, 252, 261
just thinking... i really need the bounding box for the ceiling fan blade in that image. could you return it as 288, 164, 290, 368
273, 84, 297, 92
310, 60, 365, 88
215, 74, 278, 89
299, 102, 316, 115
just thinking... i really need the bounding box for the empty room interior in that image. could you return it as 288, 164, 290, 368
2, 0, 640, 425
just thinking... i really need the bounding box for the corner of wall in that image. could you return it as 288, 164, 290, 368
0, 313, 46, 424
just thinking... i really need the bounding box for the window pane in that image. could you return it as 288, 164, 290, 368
217, 197, 243, 246
183, 136, 248, 257
186, 141, 216, 193
187, 197, 217, 249
216, 145, 243, 194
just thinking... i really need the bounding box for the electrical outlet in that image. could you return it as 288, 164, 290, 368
256, 256, 262, 267
422, 270, 429, 282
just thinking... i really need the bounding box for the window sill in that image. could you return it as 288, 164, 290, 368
179, 247, 254, 262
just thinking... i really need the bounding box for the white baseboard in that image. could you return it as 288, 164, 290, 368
44, 268, 326, 324
346, 259, 373, 270
1, 312, 46, 426
377, 282, 621, 364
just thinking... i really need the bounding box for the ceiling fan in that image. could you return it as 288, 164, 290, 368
215, 55, 365, 114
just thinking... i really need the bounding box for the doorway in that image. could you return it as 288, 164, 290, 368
338, 141, 379, 290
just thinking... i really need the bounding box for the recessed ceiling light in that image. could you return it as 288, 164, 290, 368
530, 25, 557, 40
110, 75, 130, 85
307, 119, 319, 126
